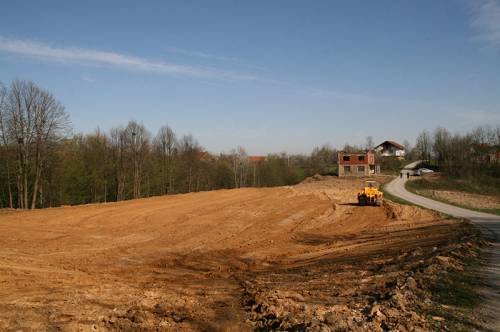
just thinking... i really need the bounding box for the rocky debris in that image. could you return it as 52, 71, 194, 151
153, 303, 188, 323
240, 232, 482, 332
101, 304, 191, 330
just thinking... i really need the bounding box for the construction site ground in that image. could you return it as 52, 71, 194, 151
0, 177, 482, 331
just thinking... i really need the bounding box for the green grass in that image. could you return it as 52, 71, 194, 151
379, 156, 410, 175
406, 173, 500, 196
406, 179, 500, 216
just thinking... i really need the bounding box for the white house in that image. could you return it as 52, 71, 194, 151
374, 140, 406, 158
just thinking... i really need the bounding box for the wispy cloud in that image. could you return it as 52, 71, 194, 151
81, 74, 96, 83
0, 37, 259, 81
167, 47, 241, 63
455, 110, 500, 124
166, 47, 266, 71
468, 0, 500, 47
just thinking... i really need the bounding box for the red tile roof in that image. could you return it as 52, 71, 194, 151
375, 140, 405, 150
248, 156, 266, 163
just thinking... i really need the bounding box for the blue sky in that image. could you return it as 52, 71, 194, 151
0, 0, 499, 154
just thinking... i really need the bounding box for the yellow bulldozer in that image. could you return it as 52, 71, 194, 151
357, 180, 383, 206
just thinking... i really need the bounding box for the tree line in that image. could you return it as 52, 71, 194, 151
1, 80, 498, 209
0, 80, 310, 209
412, 126, 500, 186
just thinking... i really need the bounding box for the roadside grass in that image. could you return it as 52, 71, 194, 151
406, 173, 500, 196
419, 244, 485, 331
406, 178, 500, 216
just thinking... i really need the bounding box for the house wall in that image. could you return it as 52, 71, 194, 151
375, 142, 406, 158
338, 151, 377, 177
338, 164, 371, 177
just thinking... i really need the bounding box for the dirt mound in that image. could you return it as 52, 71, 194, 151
0, 179, 479, 331
383, 200, 436, 221
301, 173, 336, 184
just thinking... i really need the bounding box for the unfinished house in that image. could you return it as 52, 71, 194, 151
338, 151, 379, 177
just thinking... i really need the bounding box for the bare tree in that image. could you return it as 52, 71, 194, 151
415, 130, 432, 161
433, 127, 451, 168
178, 134, 201, 192
230, 146, 248, 188
123, 121, 150, 199
154, 125, 177, 194
365, 136, 374, 150
3, 81, 70, 209
307, 144, 337, 175
0, 82, 13, 208
342, 143, 363, 153
83, 129, 111, 203
110, 126, 127, 201
403, 139, 411, 159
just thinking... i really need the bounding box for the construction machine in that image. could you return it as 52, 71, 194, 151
357, 180, 383, 206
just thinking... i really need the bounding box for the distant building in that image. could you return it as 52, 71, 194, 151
338, 151, 379, 177
374, 140, 406, 158
248, 156, 266, 163
471, 144, 500, 164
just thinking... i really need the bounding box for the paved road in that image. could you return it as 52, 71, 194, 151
385, 161, 500, 330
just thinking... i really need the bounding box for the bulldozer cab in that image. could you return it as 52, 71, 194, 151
365, 180, 377, 188
358, 180, 383, 206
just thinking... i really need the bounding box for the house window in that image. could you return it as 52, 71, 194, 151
344, 166, 351, 173
343, 155, 350, 162
358, 155, 365, 161
357, 166, 365, 172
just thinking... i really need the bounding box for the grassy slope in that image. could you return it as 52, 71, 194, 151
406, 176, 500, 216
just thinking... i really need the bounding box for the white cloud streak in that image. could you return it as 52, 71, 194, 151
469, 0, 500, 47
166, 47, 266, 71
0, 37, 259, 81
167, 47, 242, 63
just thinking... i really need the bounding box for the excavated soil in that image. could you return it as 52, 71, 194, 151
0, 177, 478, 331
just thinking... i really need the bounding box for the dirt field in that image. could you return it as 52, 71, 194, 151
0, 177, 477, 331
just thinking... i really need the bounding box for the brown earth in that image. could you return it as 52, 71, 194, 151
0, 177, 478, 331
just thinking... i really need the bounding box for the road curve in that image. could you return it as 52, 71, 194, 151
385, 164, 500, 330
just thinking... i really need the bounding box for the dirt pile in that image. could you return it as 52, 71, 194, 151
239, 219, 479, 331
301, 174, 336, 184
0, 177, 481, 331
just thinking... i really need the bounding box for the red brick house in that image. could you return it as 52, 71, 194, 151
338, 151, 379, 177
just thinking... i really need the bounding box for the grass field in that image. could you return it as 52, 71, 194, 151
406, 175, 500, 216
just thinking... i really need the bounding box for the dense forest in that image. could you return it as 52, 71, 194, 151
0, 80, 498, 209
